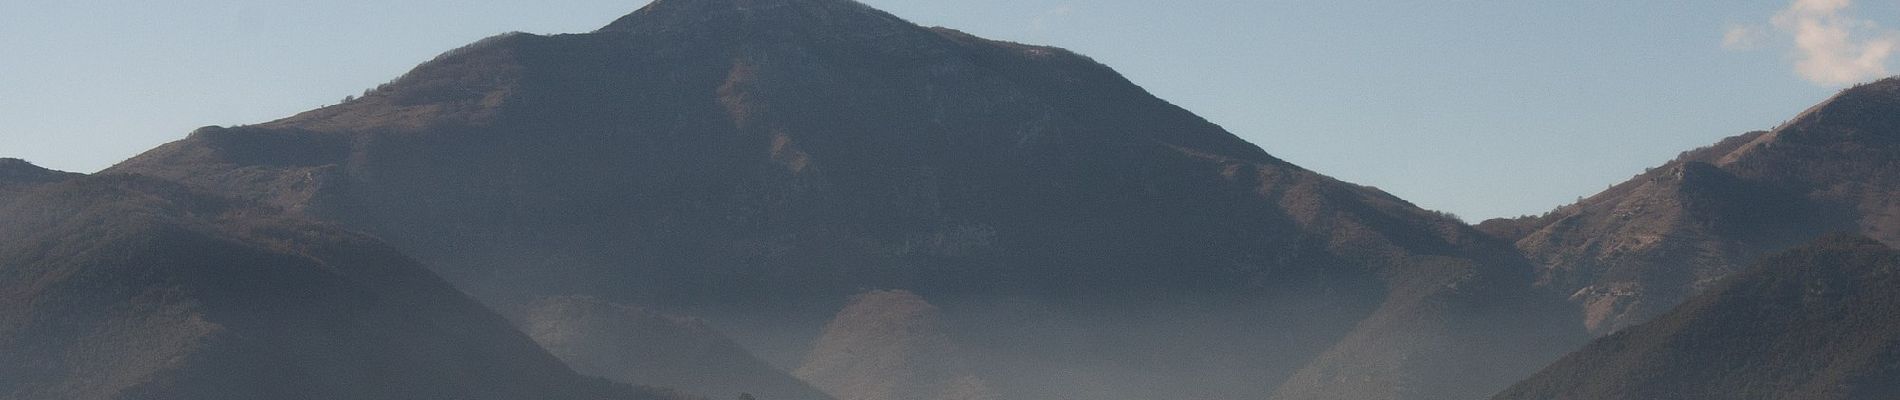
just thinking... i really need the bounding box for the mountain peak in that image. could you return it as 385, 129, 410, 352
598, 0, 905, 34
107, 1, 1571, 398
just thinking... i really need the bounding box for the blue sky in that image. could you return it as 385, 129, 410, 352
2, 0, 1893, 220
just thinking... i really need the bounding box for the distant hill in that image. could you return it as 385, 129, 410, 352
107, 0, 1581, 398
795, 290, 994, 400
1485, 78, 1900, 334
511, 296, 833, 400
1491, 234, 1900, 400
0, 174, 685, 400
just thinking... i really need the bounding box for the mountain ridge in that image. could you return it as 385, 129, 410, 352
0, 158, 80, 199
1485, 77, 1900, 335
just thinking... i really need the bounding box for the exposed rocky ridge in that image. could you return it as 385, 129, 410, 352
0, 174, 684, 400
510, 296, 834, 400
108, 1, 1583, 398
1492, 234, 1900, 400
1490, 78, 1900, 335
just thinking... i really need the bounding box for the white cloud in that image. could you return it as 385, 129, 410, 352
1769, 0, 1898, 86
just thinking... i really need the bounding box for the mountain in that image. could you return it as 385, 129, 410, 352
795, 290, 994, 400
0, 158, 79, 203
1483, 78, 1900, 334
108, 0, 1584, 398
510, 296, 834, 400
0, 173, 684, 400
1491, 234, 1900, 400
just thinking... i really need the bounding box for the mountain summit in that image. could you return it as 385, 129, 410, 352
600, 0, 911, 34
111, 1, 1582, 399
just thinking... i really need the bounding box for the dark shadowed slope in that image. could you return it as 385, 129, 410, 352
108, 0, 1583, 398
1485, 78, 1900, 335
511, 296, 834, 400
0, 173, 685, 400
1492, 235, 1900, 400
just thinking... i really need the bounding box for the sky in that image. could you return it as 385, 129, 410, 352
1, 0, 1894, 220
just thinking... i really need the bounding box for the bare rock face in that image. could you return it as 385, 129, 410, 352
511, 296, 834, 400
1493, 78, 1900, 335
0, 174, 681, 400
1494, 235, 1900, 400
796, 290, 995, 400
